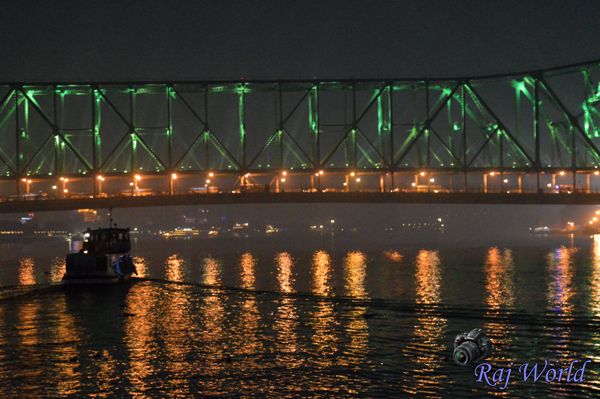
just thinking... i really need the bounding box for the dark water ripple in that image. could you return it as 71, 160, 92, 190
0, 240, 599, 397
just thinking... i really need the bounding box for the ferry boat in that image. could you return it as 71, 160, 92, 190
63, 225, 136, 283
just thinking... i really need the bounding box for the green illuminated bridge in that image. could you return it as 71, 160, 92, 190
4, 58, 600, 211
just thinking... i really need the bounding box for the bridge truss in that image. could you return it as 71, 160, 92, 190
3, 59, 600, 194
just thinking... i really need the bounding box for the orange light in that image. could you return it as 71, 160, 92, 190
97, 175, 104, 181
595, 171, 600, 176
319, 170, 324, 175
355, 177, 361, 182
171, 173, 177, 180
489, 171, 496, 176
281, 170, 287, 176
208, 172, 214, 178
280, 178, 286, 183
350, 171, 356, 177
134, 174, 142, 181
63, 189, 69, 193
21, 178, 26, 182
559, 171, 566, 176
419, 171, 426, 176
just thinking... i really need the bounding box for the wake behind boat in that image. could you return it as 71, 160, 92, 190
63, 224, 136, 284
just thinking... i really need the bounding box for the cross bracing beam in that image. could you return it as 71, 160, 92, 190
3, 59, 600, 183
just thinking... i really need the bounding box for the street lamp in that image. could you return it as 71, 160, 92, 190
21, 178, 32, 195
59, 177, 69, 196
134, 174, 142, 191
97, 175, 105, 196
170, 172, 177, 195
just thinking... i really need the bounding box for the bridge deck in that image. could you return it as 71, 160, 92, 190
1, 192, 599, 213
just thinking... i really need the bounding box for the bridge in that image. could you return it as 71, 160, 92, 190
3, 58, 600, 210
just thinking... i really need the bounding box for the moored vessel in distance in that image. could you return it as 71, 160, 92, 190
63, 224, 136, 283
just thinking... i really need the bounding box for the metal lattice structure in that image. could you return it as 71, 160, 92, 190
3, 59, 600, 191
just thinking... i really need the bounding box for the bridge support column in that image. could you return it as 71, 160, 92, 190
390, 171, 395, 191
551, 174, 556, 190
275, 177, 280, 193
310, 175, 315, 190
518, 175, 522, 193
379, 175, 385, 193
345, 175, 349, 192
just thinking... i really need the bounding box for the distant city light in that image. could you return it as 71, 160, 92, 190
171, 173, 178, 179
559, 171, 566, 176
134, 174, 142, 181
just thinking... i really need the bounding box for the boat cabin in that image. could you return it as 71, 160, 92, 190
82, 227, 131, 254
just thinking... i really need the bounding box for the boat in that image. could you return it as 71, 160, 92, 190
63, 222, 136, 284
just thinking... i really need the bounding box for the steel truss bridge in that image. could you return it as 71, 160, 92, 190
3, 58, 600, 210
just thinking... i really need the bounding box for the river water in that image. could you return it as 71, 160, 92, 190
0, 234, 599, 398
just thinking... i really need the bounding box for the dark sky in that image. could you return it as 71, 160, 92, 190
1, 0, 600, 82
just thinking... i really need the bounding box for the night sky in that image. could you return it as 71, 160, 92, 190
2, 0, 600, 82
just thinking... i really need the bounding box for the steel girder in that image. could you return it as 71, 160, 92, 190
2, 60, 600, 182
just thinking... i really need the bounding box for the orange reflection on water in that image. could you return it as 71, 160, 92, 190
165, 254, 184, 282
18, 257, 36, 285
310, 250, 338, 367
483, 247, 515, 371
198, 259, 227, 392
124, 285, 159, 396
405, 250, 446, 394
240, 252, 256, 290
414, 250, 441, 304
485, 247, 515, 309
133, 256, 147, 278
312, 250, 332, 296
546, 246, 576, 363
338, 251, 369, 370
591, 236, 600, 315
235, 252, 263, 360
590, 235, 600, 363
344, 251, 367, 298
49, 257, 66, 283
202, 256, 221, 286
51, 296, 82, 396
276, 252, 294, 293
546, 246, 576, 315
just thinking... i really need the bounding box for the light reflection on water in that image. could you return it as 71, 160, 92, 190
0, 243, 599, 397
